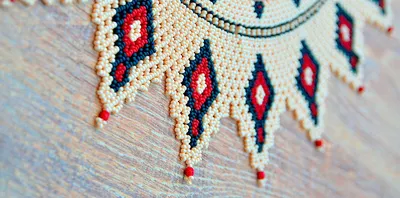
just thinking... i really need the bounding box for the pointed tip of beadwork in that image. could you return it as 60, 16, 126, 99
96, 110, 110, 128
314, 139, 324, 152
256, 171, 266, 187
357, 86, 365, 95
184, 167, 194, 184
387, 26, 394, 36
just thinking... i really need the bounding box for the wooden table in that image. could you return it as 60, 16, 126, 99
1, 2, 399, 197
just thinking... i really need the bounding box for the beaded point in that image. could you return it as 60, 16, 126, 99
257, 171, 266, 187
184, 167, 194, 184
314, 139, 324, 152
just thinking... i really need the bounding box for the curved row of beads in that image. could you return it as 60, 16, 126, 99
181, 0, 328, 38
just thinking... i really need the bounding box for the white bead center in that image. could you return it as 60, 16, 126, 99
340, 24, 351, 42
255, 85, 266, 105
129, 20, 141, 42
197, 73, 207, 94
304, 67, 314, 86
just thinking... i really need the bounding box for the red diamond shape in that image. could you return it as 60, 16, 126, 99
190, 58, 213, 110
338, 15, 353, 52
122, 6, 149, 57
300, 54, 317, 98
251, 71, 271, 120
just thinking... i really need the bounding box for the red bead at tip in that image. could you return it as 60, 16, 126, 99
314, 139, 324, 148
387, 26, 394, 35
257, 171, 265, 180
99, 110, 110, 121
184, 167, 194, 177
358, 86, 365, 94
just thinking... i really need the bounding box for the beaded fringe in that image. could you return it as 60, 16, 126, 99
91, 0, 393, 185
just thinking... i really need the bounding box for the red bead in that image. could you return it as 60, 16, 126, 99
115, 63, 127, 82
310, 103, 318, 117
358, 86, 365, 94
257, 171, 265, 180
350, 56, 358, 68
257, 128, 264, 143
184, 167, 194, 177
191, 119, 200, 137
315, 139, 323, 148
387, 26, 394, 35
99, 110, 110, 121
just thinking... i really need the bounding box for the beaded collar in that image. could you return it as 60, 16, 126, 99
91, 0, 393, 186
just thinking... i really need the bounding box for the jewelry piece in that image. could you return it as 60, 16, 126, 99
91, 0, 393, 186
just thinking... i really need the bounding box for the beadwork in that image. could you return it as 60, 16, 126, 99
92, 0, 393, 186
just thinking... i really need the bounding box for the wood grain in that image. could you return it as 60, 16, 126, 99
1, 2, 400, 197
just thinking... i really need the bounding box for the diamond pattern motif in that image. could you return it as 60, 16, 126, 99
296, 41, 320, 124
110, 0, 156, 92
182, 40, 219, 148
246, 54, 275, 153
336, 4, 359, 73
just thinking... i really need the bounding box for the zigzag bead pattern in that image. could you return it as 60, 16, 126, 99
91, 0, 393, 186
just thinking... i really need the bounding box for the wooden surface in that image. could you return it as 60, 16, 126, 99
1, 2, 400, 198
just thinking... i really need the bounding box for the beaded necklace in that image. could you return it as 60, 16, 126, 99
3, 0, 393, 187
92, 0, 393, 186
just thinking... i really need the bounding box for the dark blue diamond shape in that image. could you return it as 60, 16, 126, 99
109, 0, 156, 92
